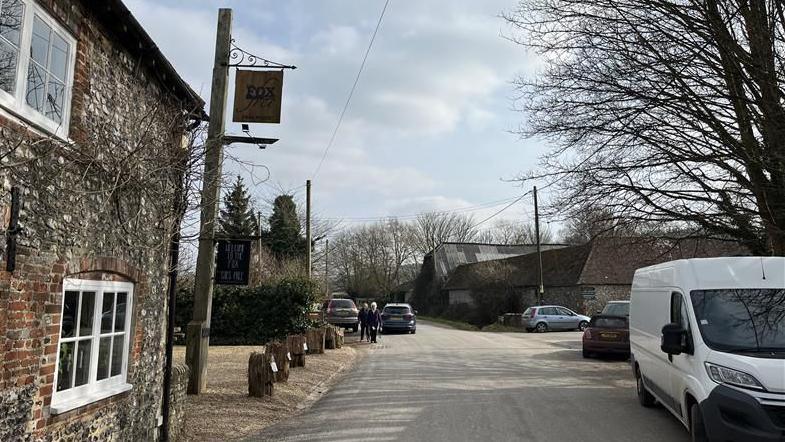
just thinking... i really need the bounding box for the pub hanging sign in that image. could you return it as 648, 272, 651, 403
232, 69, 284, 124
215, 240, 252, 285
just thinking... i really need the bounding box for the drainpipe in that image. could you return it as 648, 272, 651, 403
161, 126, 194, 440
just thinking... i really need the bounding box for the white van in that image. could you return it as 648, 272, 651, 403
630, 257, 785, 441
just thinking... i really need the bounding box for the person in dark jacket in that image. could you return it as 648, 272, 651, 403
358, 303, 370, 342
367, 302, 383, 343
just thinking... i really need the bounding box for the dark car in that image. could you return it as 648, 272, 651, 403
381, 303, 417, 334
323, 298, 359, 332
582, 315, 629, 358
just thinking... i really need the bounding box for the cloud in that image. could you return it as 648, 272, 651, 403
124, 0, 543, 222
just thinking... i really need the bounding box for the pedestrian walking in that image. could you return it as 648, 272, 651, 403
367, 302, 382, 343
358, 302, 370, 342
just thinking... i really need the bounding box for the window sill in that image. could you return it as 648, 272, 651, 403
0, 103, 71, 142
50, 383, 133, 415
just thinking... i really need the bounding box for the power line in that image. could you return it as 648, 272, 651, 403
471, 191, 531, 229
323, 195, 521, 222
311, 0, 391, 179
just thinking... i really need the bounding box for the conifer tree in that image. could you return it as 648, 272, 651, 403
264, 195, 307, 259
218, 176, 258, 238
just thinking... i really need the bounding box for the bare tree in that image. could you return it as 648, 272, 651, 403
329, 218, 418, 297
505, 0, 785, 254
412, 212, 479, 257
479, 220, 555, 245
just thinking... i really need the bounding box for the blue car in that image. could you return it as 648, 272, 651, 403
381, 303, 417, 334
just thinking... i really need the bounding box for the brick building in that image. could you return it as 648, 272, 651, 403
0, 0, 204, 440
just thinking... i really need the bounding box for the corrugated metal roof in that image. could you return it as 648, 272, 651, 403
432, 242, 567, 281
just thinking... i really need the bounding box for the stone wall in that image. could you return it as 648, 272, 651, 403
0, 1, 196, 440
168, 363, 190, 442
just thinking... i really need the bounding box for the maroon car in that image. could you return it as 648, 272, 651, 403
582, 315, 629, 358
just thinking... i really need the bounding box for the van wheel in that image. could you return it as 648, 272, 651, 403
535, 322, 548, 333
635, 367, 656, 408
578, 321, 589, 331
690, 403, 708, 442
582, 350, 591, 358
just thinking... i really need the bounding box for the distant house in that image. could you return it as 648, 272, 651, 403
443, 237, 750, 314
410, 242, 567, 313
0, 0, 204, 440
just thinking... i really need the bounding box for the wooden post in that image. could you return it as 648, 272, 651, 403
186, 8, 233, 395
325, 325, 336, 350
266, 341, 290, 383
287, 334, 306, 368
248, 351, 274, 397
306, 327, 325, 355
306, 180, 312, 277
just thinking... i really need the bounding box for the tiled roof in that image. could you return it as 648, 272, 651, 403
444, 237, 750, 290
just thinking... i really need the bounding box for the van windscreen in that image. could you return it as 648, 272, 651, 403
691, 289, 785, 353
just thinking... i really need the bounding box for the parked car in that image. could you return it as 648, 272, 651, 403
323, 298, 359, 332
381, 303, 417, 334
523, 305, 590, 332
601, 300, 630, 317
630, 257, 785, 442
582, 315, 630, 358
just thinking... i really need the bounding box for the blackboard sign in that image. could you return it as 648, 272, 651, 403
215, 240, 251, 285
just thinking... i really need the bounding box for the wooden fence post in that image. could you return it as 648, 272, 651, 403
248, 351, 274, 397
287, 334, 306, 368
266, 340, 290, 382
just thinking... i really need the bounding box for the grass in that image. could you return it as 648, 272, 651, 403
418, 316, 480, 331
481, 323, 527, 333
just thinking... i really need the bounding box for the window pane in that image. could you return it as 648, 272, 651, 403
56, 341, 74, 391
25, 63, 44, 111
111, 335, 124, 376
49, 32, 68, 81
30, 15, 50, 66
45, 78, 64, 123
97, 336, 111, 380
78, 291, 94, 336
115, 293, 127, 332
101, 292, 115, 333
74, 339, 91, 387
0, 0, 24, 46
61, 291, 78, 338
0, 39, 17, 93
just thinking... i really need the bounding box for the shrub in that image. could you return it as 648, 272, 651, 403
175, 276, 320, 345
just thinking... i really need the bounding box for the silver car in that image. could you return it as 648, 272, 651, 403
523, 305, 590, 332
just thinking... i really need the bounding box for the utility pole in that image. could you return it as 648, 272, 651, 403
324, 238, 329, 293
306, 179, 312, 277
186, 8, 232, 395
534, 186, 544, 305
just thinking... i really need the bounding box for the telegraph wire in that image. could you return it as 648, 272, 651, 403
311, 0, 391, 179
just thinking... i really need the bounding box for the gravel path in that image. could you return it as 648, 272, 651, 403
172, 341, 360, 441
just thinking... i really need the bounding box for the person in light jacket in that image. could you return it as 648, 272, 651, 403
367, 302, 383, 343
358, 303, 370, 342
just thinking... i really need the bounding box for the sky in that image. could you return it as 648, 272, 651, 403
125, 0, 551, 230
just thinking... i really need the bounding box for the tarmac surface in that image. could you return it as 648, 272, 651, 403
246, 322, 689, 441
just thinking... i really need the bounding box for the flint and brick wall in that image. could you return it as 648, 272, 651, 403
0, 1, 193, 440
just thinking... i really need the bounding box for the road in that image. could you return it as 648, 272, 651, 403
247, 322, 689, 441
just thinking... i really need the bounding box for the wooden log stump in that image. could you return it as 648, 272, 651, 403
266, 340, 290, 383
325, 325, 337, 350
248, 351, 274, 397
287, 334, 306, 368
306, 327, 326, 355
335, 328, 343, 348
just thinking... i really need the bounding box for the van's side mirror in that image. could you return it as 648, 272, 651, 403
661, 323, 687, 355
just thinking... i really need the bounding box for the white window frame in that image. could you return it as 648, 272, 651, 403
51, 279, 134, 415
0, 0, 76, 139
